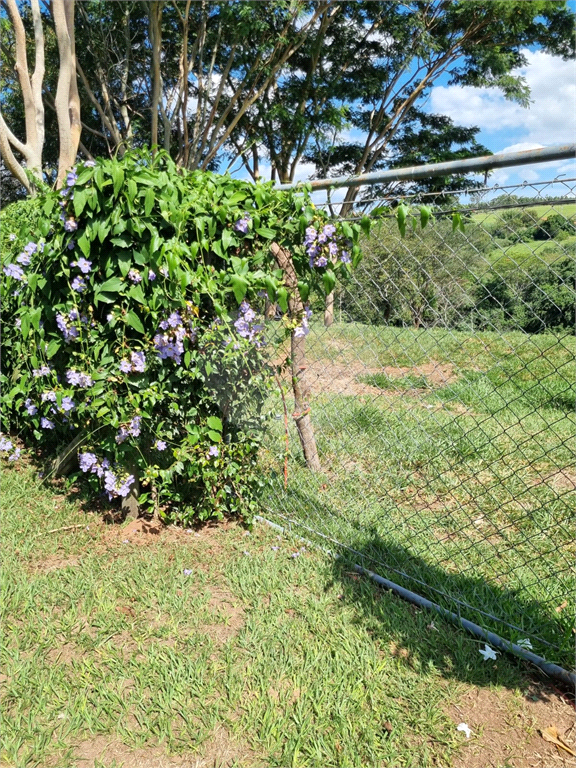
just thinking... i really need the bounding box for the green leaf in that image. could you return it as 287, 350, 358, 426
276, 286, 288, 313
127, 178, 137, 202
230, 274, 248, 304
397, 203, 409, 238
118, 252, 131, 277
265, 276, 277, 302
144, 187, 155, 217
222, 228, 236, 252
21, 313, 30, 340
43, 198, 55, 217
46, 339, 61, 359
98, 277, 124, 293
125, 311, 145, 334
420, 205, 431, 229
255, 226, 276, 240
360, 216, 371, 236
30, 307, 42, 330
452, 212, 462, 233
78, 233, 90, 257
74, 188, 87, 217
208, 430, 222, 443
322, 269, 336, 295
207, 416, 223, 431
112, 167, 124, 196
297, 281, 310, 303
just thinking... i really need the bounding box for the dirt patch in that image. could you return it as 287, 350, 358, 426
381, 361, 457, 387
36, 555, 80, 573
546, 470, 576, 493
305, 359, 384, 397
73, 724, 255, 767
449, 683, 576, 768
46, 642, 84, 665
202, 587, 245, 644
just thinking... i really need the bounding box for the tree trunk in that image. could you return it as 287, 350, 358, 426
324, 291, 334, 327
271, 242, 321, 472
53, 0, 81, 186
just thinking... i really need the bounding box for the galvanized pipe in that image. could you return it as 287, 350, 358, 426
276, 143, 576, 191
354, 564, 576, 688
253, 516, 576, 688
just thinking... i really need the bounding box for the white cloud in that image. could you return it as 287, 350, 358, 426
430, 50, 576, 146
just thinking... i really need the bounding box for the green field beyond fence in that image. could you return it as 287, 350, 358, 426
261, 322, 575, 668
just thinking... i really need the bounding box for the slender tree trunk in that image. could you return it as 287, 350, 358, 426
53, 0, 81, 186
149, 1, 163, 152
324, 291, 334, 326
271, 243, 321, 472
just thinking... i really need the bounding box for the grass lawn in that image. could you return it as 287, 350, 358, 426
261, 322, 575, 669
1, 463, 575, 768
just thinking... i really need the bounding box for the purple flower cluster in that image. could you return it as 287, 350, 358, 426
153, 308, 197, 365
294, 306, 312, 338
207, 445, 219, 458
78, 451, 134, 500
116, 415, 142, 444
33, 365, 52, 377
15, 242, 40, 267
3, 263, 25, 281
148, 270, 156, 281
233, 301, 264, 346
128, 269, 142, 284
64, 218, 78, 233
25, 398, 38, 415
66, 369, 93, 388
41, 417, 55, 429
0, 435, 21, 462
56, 312, 80, 342
234, 214, 251, 234
304, 223, 350, 268
119, 350, 146, 375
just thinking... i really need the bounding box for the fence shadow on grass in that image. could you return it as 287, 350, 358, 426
324, 526, 574, 690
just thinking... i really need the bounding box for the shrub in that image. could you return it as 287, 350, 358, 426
1, 150, 365, 524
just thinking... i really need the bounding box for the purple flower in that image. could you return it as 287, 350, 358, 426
66, 170, 78, 187
323, 224, 336, 238
15, 319, 21, 329
72, 257, 92, 274
61, 396, 75, 412
167, 311, 182, 328
41, 391, 57, 403
24, 242, 38, 256
25, 398, 38, 415
129, 416, 141, 437
340, 250, 351, 264
16, 253, 31, 266
8, 448, 21, 462
106, 313, 114, 323
128, 269, 142, 284
160, 266, 169, 277
119, 360, 132, 374
67, 240, 76, 250
33, 366, 51, 377
155, 439, 167, 451
328, 241, 338, 256
71, 276, 86, 293
79, 452, 98, 473
183, 569, 193, 576
84, 160, 96, 168
3, 264, 25, 280
116, 475, 135, 498
40, 417, 55, 430
0, 437, 13, 452
234, 215, 251, 234
148, 270, 156, 281
131, 351, 146, 373
115, 427, 129, 444
315, 255, 328, 268
207, 445, 219, 458
65, 370, 92, 388
64, 218, 78, 232
56, 312, 80, 342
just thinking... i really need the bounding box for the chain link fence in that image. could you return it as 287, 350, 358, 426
259, 174, 575, 671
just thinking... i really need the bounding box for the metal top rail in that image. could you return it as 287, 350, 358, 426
276, 143, 576, 191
